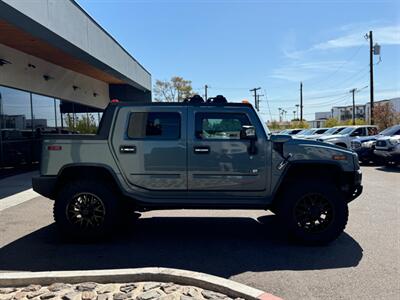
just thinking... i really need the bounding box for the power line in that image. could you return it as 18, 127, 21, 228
305, 44, 366, 88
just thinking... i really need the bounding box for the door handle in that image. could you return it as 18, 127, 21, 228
193, 146, 210, 154
119, 145, 136, 154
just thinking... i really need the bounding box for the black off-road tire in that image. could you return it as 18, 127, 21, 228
54, 180, 120, 240
277, 181, 349, 245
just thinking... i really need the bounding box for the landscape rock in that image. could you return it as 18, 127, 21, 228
111, 293, 128, 300
0, 289, 17, 295
27, 290, 46, 299
161, 285, 180, 295
119, 284, 137, 294
81, 291, 96, 300
142, 283, 161, 292
75, 284, 97, 292
22, 286, 42, 293
12, 292, 27, 300
48, 284, 70, 293
40, 293, 57, 300
62, 292, 80, 300
96, 285, 117, 295
137, 290, 162, 300
201, 290, 226, 299
96, 294, 111, 300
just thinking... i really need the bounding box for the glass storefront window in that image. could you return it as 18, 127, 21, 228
0, 86, 31, 131
32, 94, 59, 131
0, 85, 104, 168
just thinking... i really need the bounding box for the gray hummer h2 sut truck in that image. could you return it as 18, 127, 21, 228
32, 99, 363, 244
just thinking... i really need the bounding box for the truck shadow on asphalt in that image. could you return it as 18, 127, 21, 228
0, 215, 363, 277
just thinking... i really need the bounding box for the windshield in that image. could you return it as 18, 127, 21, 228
340, 127, 355, 135
323, 127, 337, 135
380, 125, 400, 136
297, 129, 314, 135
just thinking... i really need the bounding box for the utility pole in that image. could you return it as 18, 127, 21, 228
365, 30, 381, 125
350, 88, 357, 125
204, 84, 208, 102
368, 31, 374, 125
250, 87, 261, 111
278, 107, 282, 122
300, 82, 303, 121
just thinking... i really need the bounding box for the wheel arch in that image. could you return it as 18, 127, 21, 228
271, 162, 345, 209
55, 163, 126, 198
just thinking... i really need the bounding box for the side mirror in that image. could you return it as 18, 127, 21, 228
240, 125, 256, 140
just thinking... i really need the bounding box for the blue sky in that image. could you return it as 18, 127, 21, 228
77, 0, 400, 121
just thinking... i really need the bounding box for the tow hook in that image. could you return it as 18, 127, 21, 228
277, 153, 293, 170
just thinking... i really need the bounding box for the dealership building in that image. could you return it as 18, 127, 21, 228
0, 0, 151, 167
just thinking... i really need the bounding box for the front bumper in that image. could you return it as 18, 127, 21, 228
354, 147, 375, 161
343, 169, 363, 203
32, 176, 57, 199
374, 148, 400, 160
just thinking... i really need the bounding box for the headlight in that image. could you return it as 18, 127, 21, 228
351, 141, 362, 149
361, 141, 375, 148
388, 139, 400, 145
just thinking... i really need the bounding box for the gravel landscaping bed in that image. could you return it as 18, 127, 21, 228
0, 282, 244, 300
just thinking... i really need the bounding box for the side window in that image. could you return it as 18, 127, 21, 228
368, 127, 378, 136
195, 112, 252, 140
351, 127, 364, 136
127, 112, 180, 140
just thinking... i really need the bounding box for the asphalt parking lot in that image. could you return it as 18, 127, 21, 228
0, 166, 399, 299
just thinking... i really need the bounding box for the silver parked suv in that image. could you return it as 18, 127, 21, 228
374, 125, 400, 166
317, 125, 378, 148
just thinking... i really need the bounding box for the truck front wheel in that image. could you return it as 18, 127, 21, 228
54, 180, 119, 239
277, 181, 348, 245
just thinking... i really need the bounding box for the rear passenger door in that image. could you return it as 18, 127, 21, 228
187, 107, 267, 191
111, 106, 187, 190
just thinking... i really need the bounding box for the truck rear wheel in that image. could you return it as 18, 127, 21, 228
277, 181, 348, 245
54, 180, 119, 239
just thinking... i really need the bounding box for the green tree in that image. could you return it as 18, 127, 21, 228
153, 76, 194, 102
65, 113, 98, 134
290, 120, 309, 129
325, 118, 339, 127
342, 118, 366, 126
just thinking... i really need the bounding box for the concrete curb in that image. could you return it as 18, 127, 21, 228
0, 268, 281, 300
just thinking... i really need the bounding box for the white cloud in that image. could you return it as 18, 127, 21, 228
270, 60, 351, 82
314, 25, 400, 50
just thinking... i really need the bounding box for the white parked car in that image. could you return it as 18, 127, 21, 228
294, 128, 329, 139
317, 125, 379, 148
303, 126, 348, 140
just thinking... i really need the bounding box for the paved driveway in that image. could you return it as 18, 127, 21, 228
0, 166, 399, 299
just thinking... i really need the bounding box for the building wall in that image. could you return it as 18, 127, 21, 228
315, 111, 331, 120
0, 44, 110, 109
308, 120, 326, 128
2, 0, 151, 91
332, 104, 366, 122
